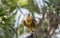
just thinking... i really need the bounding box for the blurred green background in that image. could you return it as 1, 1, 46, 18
0, 0, 60, 38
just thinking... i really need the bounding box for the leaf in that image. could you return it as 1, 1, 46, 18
21, 0, 40, 13
44, 1, 51, 6
19, 25, 24, 35
19, 0, 28, 6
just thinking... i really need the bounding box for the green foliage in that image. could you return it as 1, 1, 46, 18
44, 0, 60, 16
19, 24, 24, 35
0, 0, 17, 38
19, 0, 28, 6
0, 0, 60, 38
20, 0, 40, 14
40, 20, 48, 31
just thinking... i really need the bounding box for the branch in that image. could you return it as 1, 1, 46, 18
45, 11, 59, 38
35, 9, 45, 38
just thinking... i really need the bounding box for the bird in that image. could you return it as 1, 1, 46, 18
22, 13, 37, 32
